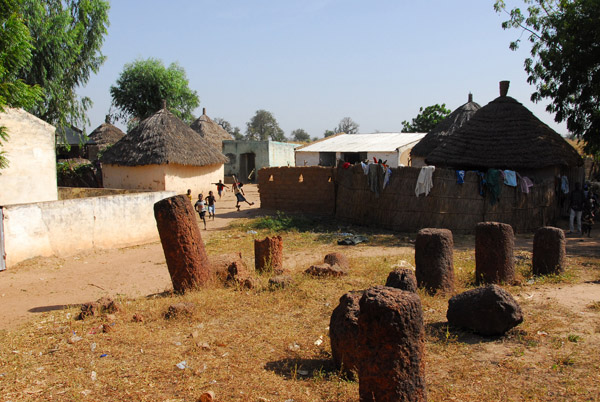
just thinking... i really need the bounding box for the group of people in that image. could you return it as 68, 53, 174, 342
184, 178, 255, 230
568, 182, 598, 237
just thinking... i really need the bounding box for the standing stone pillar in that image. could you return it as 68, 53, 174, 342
475, 222, 515, 284
254, 236, 283, 273
415, 228, 455, 293
329, 290, 362, 378
532, 226, 566, 275
154, 195, 211, 293
357, 286, 426, 402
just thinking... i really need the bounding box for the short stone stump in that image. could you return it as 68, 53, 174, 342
385, 268, 417, 292
254, 236, 284, 274
329, 290, 362, 377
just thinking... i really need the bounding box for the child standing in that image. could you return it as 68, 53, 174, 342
194, 193, 207, 230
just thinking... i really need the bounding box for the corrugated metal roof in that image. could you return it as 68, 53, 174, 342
296, 133, 426, 153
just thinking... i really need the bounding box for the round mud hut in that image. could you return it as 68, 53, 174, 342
410, 93, 481, 168
86, 115, 126, 162
101, 105, 228, 193
425, 81, 582, 180
190, 108, 233, 151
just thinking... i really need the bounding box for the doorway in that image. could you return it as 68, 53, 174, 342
240, 152, 256, 183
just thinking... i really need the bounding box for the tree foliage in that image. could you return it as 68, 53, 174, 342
323, 129, 335, 138
110, 58, 200, 126
245, 110, 285, 141
291, 128, 310, 142
20, 0, 109, 131
0, 0, 43, 169
494, 0, 600, 152
334, 117, 359, 134
401, 104, 451, 133
215, 117, 244, 140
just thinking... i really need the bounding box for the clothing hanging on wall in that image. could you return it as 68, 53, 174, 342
415, 166, 435, 197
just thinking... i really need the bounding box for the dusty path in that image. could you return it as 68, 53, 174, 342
1, 185, 599, 330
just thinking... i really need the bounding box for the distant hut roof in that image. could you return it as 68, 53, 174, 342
88, 116, 125, 147
190, 108, 233, 149
410, 94, 481, 158
101, 105, 228, 167
425, 81, 582, 170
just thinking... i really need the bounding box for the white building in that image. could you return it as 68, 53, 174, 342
295, 132, 426, 168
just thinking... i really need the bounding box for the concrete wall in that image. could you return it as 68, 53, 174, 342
2, 191, 175, 267
103, 164, 167, 190
223, 140, 298, 181
164, 163, 224, 195
269, 141, 300, 167
0, 108, 58, 206
295, 151, 322, 167
367, 152, 400, 167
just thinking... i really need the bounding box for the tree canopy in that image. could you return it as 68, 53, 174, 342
494, 0, 600, 153
20, 0, 109, 131
401, 104, 451, 133
215, 117, 244, 140
110, 58, 200, 127
245, 110, 285, 141
323, 129, 335, 138
0, 0, 43, 169
291, 128, 310, 142
334, 117, 359, 134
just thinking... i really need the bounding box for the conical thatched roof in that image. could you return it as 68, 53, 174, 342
425, 82, 582, 170
101, 106, 228, 167
410, 94, 481, 158
190, 108, 233, 149
88, 116, 125, 147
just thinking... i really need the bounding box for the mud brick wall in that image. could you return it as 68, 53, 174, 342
258, 166, 336, 215
335, 165, 557, 234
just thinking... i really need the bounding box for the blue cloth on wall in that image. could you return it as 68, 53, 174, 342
456, 170, 465, 184
503, 170, 517, 187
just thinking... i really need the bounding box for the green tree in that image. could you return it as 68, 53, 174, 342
215, 117, 244, 140
401, 104, 451, 133
291, 128, 310, 142
334, 117, 359, 134
0, 0, 43, 169
110, 58, 200, 126
245, 109, 285, 141
20, 0, 109, 131
323, 129, 335, 138
494, 0, 600, 152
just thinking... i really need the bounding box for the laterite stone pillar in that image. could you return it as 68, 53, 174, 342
415, 228, 455, 293
475, 222, 515, 284
154, 195, 211, 293
254, 236, 284, 273
532, 226, 566, 275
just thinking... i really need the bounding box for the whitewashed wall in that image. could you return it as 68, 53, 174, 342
0, 108, 57, 206
2, 191, 175, 267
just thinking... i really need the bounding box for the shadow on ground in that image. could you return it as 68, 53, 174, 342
264, 357, 340, 380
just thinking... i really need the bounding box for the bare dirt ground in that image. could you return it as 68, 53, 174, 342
1, 184, 599, 330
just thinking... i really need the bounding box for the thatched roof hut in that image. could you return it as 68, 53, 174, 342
190, 108, 233, 150
410, 93, 481, 163
88, 116, 125, 148
102, 106, 228, 167
426, 81, 582, 171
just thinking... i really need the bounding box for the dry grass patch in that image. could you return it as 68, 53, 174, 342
2, 217, 600, 401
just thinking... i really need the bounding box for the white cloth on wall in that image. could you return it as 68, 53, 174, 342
360, 162, 369, 175
415, 166, 435, 197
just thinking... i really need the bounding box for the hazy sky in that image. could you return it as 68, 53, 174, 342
80, 0, 565, 137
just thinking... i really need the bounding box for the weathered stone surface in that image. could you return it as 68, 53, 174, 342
254, 236, 284, 273
324, 252, 350, 270
415, 228, 455, 293
447, 284, 523, 336
268, 275, 293, 289
329, 290, 362, 377
210, 252, 250, 285
305, 263, 348, 277
357, 286, 426, 402
154, 195, 211, 293
475, 222, 515, 284
385, 268, 417, 292
78, 297, 121, 320
164, 302, 197, 319
532, 226, 566, 275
